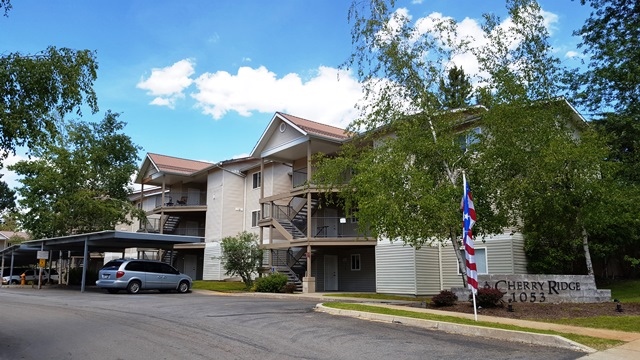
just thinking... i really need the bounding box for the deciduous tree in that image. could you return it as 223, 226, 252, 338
220, 232, 263, 289
9, 112, 142, 239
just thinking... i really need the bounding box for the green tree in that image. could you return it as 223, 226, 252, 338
314, 0, 511, 286
1, 2, 99, 213
318, 0, 626, 280
0, 173, 16, 216
9, 112, 142, 239
470, 0, 626, 276
439, 66, 473, 109
571, 0, 640, 189
220, 231, 263, 289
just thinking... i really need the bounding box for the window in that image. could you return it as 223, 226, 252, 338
457, 127, 482, 152
351, 254, 361, 271
251, 210, 261, 227
349, 208, 358, 223
252, 172, 261, 189
458, 248, 488, 274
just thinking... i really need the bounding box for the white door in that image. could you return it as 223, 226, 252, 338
324, 255, 338, 291
184, 254, 197, 279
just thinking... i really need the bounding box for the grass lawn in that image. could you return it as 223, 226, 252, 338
192, 280, 247, 292
323, 302, 623, 351
606, 279, 640, 303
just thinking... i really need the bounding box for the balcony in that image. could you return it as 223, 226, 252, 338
139, 218, 205, 237
153, 191, 207, 210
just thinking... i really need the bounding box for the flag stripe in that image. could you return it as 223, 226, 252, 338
463, 173, 478, 294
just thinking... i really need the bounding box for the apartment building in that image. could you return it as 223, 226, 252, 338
127, 104, 591, 294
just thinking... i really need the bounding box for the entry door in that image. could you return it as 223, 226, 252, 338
184, 254, 197, 279
324, 255, 338, 291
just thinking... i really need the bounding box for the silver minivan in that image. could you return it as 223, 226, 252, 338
96, 259, 192, 294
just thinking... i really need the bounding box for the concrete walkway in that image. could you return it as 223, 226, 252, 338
221, 291, 640, 360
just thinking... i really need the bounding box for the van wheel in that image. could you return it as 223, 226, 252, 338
126, 280, 141, 294
107, 289, 119, 294
177, 281, 190, 293
10, 279, 18, 285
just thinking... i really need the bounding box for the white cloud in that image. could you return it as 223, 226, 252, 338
137, 59, 196, 109
411, 0, 423, 4
191, 65, 362, 128
242, 57, 252, 63
565, 50, 581, 59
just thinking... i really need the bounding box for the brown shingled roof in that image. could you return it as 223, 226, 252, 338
147, 153, 214, 175
278, 112, 351, 140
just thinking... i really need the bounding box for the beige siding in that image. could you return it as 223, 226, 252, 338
440, 245, 465, 289
244, 169, 262, 236
415, 246, 442, 295
375, 239, 417, 295
221, 170, 245, 238
206, 171, 224, 242
263, 120, 306, 153
265, 163, 292, 197
203, 242, 225, 280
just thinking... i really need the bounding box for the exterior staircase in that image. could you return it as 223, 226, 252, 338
277, 198, 320, 239
162, 250, 177, 266
163, 215, 180, 234
276, 219, 306, 239
273, 266, 303, 292
270, 248, 307, 292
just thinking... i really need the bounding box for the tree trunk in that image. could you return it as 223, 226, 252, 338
450, 227, 467, 287
582, 227, 594, 276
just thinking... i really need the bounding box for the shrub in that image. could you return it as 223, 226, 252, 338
431, 290, 458, 307
281, 283, 297, 293
254, 272, 288, 293
473, 288, 504, 308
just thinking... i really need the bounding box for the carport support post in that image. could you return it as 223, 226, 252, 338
81, 236, 88, 293
0, 254, 5, 287
38, 243, 44, 290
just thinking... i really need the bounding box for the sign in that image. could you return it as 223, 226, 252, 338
37, 251, 49, 260
477, 274, 611, 303
39, 259, 46, 268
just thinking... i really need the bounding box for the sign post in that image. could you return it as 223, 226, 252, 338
37, 251, 49, 289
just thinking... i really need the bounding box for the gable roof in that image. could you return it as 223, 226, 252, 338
250, 112, 351, 159
135, 153, 216, 184
277, 113, 351, 141
147, 153, 214, 175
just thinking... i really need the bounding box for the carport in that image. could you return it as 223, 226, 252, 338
0, 230, 203, 292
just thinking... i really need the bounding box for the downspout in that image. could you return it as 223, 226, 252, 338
306, 140, 312, 279
140, 182, 144, 231
160, 175, 166, 234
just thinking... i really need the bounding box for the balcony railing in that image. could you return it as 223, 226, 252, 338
155, 191, 206, 208
138, 218, 205, 237
310, 216, 363, 238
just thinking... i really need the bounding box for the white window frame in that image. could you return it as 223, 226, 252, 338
350, 254, 361, 271
458, 247, 488, 275
252, 172, 261, 189
251, 210, 261, 227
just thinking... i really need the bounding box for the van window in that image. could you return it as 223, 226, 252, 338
125, 261, 145, 272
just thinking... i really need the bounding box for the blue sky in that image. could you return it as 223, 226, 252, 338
1, 0, 593, 189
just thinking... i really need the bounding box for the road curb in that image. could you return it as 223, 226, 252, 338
315, 303, 595, 354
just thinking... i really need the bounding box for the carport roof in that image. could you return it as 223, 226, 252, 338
0, 230, 204, 266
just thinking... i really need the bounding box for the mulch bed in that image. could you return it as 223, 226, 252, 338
406, 300, 640, 320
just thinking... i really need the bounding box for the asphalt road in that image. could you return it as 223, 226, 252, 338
0, 287, 583, 360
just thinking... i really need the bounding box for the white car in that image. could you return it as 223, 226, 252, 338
2, 269, 59, 284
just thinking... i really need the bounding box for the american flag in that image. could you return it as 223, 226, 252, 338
462, 173, 478, 294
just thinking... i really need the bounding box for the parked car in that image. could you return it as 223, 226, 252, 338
95, 259, 192, 294
1, 268, 58, 284
1, 268, 29, 284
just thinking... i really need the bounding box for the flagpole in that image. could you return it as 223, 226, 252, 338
472, 290, 478, 321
